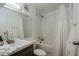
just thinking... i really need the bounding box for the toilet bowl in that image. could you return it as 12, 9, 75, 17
33, 49, 46, 56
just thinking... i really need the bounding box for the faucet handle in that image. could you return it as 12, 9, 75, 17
0, 36, 3, 41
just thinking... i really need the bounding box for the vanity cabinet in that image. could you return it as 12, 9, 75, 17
11, 45, 34, 56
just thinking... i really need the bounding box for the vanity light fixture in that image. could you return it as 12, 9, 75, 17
4, 3, 21, 11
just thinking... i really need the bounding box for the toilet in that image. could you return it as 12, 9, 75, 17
33, 49, 46, 56
33, 43, 46, 56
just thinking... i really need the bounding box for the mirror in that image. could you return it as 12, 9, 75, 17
0, 5, 32, 40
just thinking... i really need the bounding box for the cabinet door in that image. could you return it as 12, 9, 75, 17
11, 45, 33, 56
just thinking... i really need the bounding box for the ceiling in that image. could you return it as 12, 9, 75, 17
0, 3, 72, 14
30, 3, 71, 14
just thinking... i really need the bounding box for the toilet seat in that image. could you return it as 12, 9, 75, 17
34, 49, 46, 56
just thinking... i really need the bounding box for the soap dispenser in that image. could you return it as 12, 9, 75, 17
0, 36, 3, 41
0, 36, 4, 46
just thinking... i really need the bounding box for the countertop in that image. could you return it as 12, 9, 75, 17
0, 38, 36, 56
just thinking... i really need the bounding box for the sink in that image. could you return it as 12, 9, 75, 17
0, 39, 15, 46
6, 40, 15, 44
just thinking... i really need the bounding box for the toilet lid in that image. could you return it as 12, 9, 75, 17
34, 49, 46, 56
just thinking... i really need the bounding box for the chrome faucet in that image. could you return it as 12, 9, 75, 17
4, 30, 9, 41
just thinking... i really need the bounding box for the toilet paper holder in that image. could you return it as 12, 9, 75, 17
73, 41, 79, 46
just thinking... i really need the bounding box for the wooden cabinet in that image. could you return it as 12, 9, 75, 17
11, 45, 34, 56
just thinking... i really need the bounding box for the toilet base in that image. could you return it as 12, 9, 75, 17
33, 49, 46, 56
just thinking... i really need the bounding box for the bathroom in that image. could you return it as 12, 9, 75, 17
0, 3, 79, 56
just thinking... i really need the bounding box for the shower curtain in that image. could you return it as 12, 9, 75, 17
55, 5, 68, 56
65, 4, 79, 56
65, 23, 79, 56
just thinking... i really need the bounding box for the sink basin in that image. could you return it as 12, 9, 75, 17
6, 40, 15, 44
0, 39, 15, 46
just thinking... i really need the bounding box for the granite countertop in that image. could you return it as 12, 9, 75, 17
0, 38, 36, 56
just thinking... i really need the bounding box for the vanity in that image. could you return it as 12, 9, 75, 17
11, 45, 33, 56
0, 38, 36, 56
0, 3, 34, 56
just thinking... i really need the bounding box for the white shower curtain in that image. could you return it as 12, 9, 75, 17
65, 24, 79, 56
55, 5, 68, 56
65, 4, 79, 56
